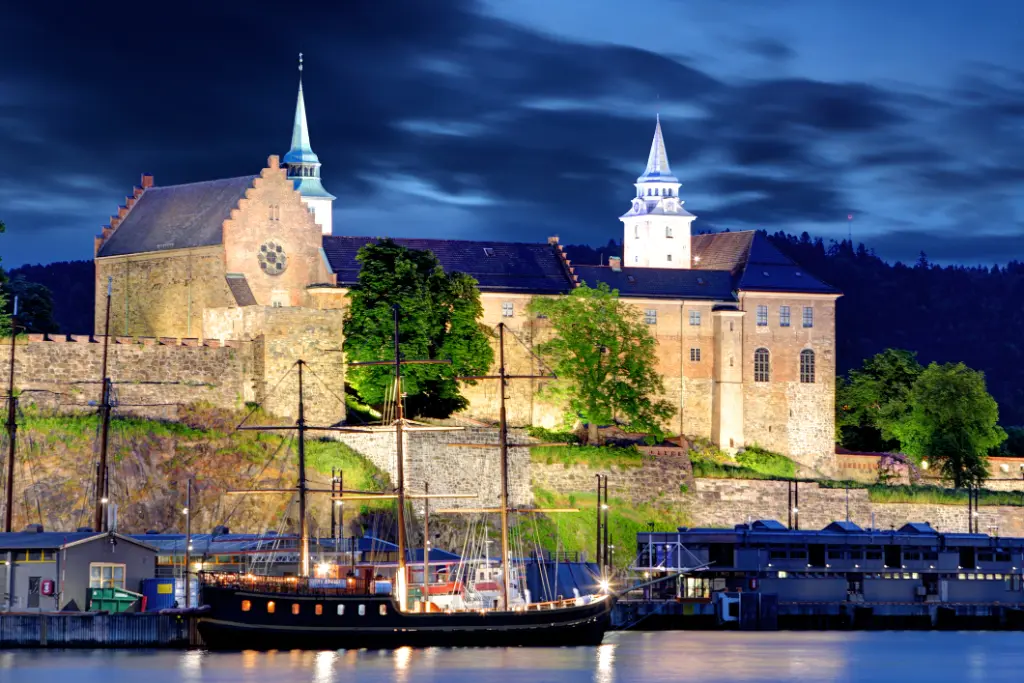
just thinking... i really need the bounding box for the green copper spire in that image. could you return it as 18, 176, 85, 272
285, 53, 319, 165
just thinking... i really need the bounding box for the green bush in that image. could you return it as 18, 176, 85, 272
525, 425, 579, 444
736, 446, 797, 479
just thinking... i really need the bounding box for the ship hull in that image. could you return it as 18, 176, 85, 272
197, 584, 614, 650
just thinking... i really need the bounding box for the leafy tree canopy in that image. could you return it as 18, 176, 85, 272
1002, 426, 1024, 457
891, 362, 1006, 488
342, 239, 494, 418
528, 282, 674, 443
836, 349, 923, 451
5, 277, 58, 334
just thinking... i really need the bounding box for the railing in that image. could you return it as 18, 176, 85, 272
199, 571, 384, 597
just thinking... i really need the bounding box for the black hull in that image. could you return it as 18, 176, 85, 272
197, 585, 614, 650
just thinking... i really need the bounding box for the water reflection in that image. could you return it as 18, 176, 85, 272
3, 633, 1024, 683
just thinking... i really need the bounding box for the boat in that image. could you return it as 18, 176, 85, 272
197, 307, 614, 649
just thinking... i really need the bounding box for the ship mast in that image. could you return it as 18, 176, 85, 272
4, 297, 19, 533
297, 360, 309, 577
93, 277, 113, 532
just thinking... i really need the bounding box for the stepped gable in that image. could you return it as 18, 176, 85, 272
693, 231, 840, 295
571, 264, 735, 300
96, 175, 257, 257
321, 236, 576, 294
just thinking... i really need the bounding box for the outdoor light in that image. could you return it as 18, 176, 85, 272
182, 507, 189, 515
792, 507, 799, 513
601, 504, 609, 510
100, 497, 109, 504
335, 500, 344, 507
316, 562, 332, 576
921, 461, 929, 470
599, 579, 611, 593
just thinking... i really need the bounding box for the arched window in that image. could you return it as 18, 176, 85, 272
754, 348, 770, 383
634, 225, 639, 239
800, 349, 815, 383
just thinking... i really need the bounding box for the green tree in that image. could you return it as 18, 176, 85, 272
891, 362, 1006, 488
528, 282, 674, 444
836, 349, 923, 451
6, 277, 58, 334
1002, 426, 1024, 456
343, 239, 494, 418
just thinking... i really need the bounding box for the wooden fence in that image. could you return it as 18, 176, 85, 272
0, 613, 191, 647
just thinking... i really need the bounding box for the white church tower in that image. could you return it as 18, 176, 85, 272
621, 116, 696, 268
284, 54, 335, 236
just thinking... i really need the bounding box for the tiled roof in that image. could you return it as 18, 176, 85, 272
572, 265, 735, 301
691, 231, 755, 273
692, 231, 840, 295
97, 176, 256, 257
321, 236, 575, 294
226, 274, 257, 306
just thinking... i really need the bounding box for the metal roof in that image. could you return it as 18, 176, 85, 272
97, 176, 256, 257
0, 531, 156, 552
322, 236, 576, 294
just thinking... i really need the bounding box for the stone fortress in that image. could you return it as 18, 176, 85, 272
4, 62, 842, 473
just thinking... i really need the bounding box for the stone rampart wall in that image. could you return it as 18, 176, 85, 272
0, 335, 252, 420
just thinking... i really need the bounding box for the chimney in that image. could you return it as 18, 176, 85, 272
609, 256, 622, 272
141, 173, 154, 189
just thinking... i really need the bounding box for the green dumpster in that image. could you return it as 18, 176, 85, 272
87, 587, 143, 613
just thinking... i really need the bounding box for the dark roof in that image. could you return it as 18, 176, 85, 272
0, 531, 156, 551
321, 236, 575, 294
97, 176, 256, 257
226, 274, 257, 306
573, 264, 735, 300
750, 520, 789, 531
824, 521, 864, 533
693, 231, 840, 295
692, 231, 754, 272
899, 522, 938, 534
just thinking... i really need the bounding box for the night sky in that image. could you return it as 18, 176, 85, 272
3, 0, 1024, 268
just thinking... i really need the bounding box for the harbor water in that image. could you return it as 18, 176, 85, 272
2, 631, 1023, 682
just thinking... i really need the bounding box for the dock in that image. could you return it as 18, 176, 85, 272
0, 613, 192, 647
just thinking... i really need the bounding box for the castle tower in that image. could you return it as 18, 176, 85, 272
620, 115, 696, 268
284, 54, 336, 235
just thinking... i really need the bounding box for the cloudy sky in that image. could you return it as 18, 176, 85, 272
2, 0, 1024, 268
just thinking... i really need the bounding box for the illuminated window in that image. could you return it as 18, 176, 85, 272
690, 348, 700, 362
777, 571, 788, 579
501, 302, 514, 318
779, 306, 791, 327
89, 563, 125, 590
689, 310, 701, 326
644, 309, 657, 325
756, 305, 768, 327
267, 601, 276, 614
379, 604, 388, 616
754, 348, 770, 383
803, 307, 814, 328
337, 604, 345, 616
241, 600, 251, 612
292, 603, 300, 615
358, 604, 366, 616
800, 350, 815, 384
315, 604, 323, 616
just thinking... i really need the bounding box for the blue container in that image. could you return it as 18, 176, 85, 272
141, 578, 177, 612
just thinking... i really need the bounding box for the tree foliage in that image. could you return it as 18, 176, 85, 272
890, 362, 1006, 488
528, 282, 674, 443
836, 349, 923, 451
5, 277, 58, 334
342, 239, 494, 418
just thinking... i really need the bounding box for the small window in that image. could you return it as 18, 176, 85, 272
483, 247, 495, 257
754, 348, 770, 382
689, 310, 701, 326
337, 604, 345, 616
292, 603, 300, 615
800, 349, 815, 384
779, 306, 791, 327
358, 604, 366, 616
315, 604, 323, 615
803, 307, 813, 328
644, 309, 657, 325
634, 225, 639, 239
690, 348, 700, 362
627, 274, 636, 283
666, 226, 673, 238
267, 601, 276, 614
756, 305, 768, 327
501, 302, 514, 318
667, 254, 672, 262
241, 600, 251, 612
379, 604, 388, 616
89, 563, 126, 590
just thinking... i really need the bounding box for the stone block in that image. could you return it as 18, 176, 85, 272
158, 337, 177, 345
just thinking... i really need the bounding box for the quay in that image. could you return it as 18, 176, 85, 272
0, 612, 191, 647
619, 518, 1024, 631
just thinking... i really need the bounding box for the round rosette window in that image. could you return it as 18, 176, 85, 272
258, 241, 287, 275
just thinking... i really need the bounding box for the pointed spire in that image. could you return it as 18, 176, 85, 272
284, 52, 319, 165
640, 114, 674, 180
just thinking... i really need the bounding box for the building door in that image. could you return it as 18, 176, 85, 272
27, 577, 40, 608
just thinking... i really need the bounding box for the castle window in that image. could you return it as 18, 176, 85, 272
779, 306, 791, 327
754, 348, 770, 382
502, 302, 514, 318
483, 247, 495, 257
756, 305, 768, 327
800, 350, 816, 383
667, 254, 672, 262
689, 310, 701, 326
803, 307, 814, 328
690, 348, 701, 362
666, 226, 673, 238
644, 309, 657, 325
634, 225, 639, 239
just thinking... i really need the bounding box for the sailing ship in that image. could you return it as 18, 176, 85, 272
196, 308, 614, 649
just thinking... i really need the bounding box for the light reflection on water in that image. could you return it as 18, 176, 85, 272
3, 631, 1024, 682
